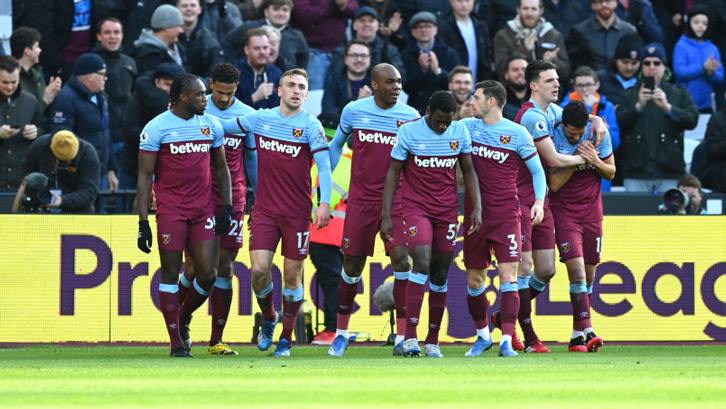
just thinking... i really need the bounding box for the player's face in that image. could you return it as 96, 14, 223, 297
183, 79, 208, 115
278, 74, 308, 109
178, 0, 202, 24
97, 21, 123, 52
209, 80, 238, 109
518, 0, 543, 28
471, 88, 490, 118
563, 124, 586, 145
353, 15, 379, 41
426, 108, 454, 135
615, 58, 640, 79
448, 73, 473, 104
264, 5, 291, 27
372, 67, 402, 107
0, 69, 19, 98
245, 35, 270, 70
533, 69, 559, 104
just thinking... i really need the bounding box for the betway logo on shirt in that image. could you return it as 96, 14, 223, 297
357, 130, 397, 145
414, 155, 457, 168
224, 136, 242, 150
472, 145, 510, 164
258, 136, 302, 157
169, 142, 212, 154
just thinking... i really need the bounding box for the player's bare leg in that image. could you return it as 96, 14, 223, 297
584, 263, 603, 352
423, 251, 452, 358
250, 249, 279, 351
464, 267, 493, 357
389, 245, 411, 352
274, 257, 305, 356
496, 261, 520, 357
178, 239, 219, 350
401, 244, 432, 357
207, 248, 238, 355
565, 257, 593, 352
157, 248, 190, 357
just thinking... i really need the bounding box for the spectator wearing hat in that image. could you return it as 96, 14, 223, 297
438, 0, 493, 82
0, 56, 46, 192
177, 0, 225, 78
596, 33, 643, 106
13, 130, 100, 213
614, 0, 663, 45
567, 0, 637, 71
49, 52, 118, 203
291, 0, 359, 91
133, 4, 185, 75
616, 42, 699, 193
673, 6, 724, 114
401, 11, 461, 114
329, 6, 406, 83
358, 0, 407, 51
221, 0, 310, 70
323, 39, 373, 114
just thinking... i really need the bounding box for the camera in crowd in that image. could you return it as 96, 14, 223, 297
662, 188, 693, 215
21, 172, 53, 213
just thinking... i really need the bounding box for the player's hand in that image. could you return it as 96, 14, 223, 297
314, 203, 331, 229
214, 204, 233, 235
467, 208, 482, 235
138, 220, 153, 253
379, 215, 394, 243
576, 140, 598, 164
588, 115, 606, 146
531, 200, 545, 226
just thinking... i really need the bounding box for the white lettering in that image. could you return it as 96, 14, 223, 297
169, 142, 212, 154
225, 137, 242, 150
472, 145, 510, 164
357, 131, 397, 145
414, 156, 457, 168
258, 137, 302, 157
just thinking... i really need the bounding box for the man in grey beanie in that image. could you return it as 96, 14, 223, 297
133, 4, 185, 75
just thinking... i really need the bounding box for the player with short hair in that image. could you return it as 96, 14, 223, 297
326, 63, 420, 357
136, 73, 233, 357
223, 68, 332, 357
381, 90, 482, 358
180, 63, 257, 355
549, 100, 614, 352
460, 80, 546, 357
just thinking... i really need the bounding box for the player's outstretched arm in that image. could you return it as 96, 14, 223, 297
536, 137, 586, 168
313, 149, 332, 229
380, 160, 403, 242
459, 155, 482, 235
219, 117, 244, 134
137, 152, 157, 253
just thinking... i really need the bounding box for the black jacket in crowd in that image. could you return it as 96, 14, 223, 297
437, 11, 493, 82
93, 44, 138, 144
402, 37, 461, 114
705, 107, 726, 193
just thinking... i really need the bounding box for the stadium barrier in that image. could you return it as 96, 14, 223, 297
1, 215, 724, 343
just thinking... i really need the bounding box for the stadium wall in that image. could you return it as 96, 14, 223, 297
1, 215, 724, 343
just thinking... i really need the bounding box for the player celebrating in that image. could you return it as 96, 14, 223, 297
180, 63, 257, 355
381, 90, 482, 358
549, 100, 614, 352
223, 68, 332, 357
327, 63, 420, 357
461, 80, 546, 357
136, 73, 233, 357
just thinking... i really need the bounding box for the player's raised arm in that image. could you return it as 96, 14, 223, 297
459, 154, 482, 235
312, 149, 332, 229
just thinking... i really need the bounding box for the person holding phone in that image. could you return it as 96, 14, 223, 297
616, 42, 699, 193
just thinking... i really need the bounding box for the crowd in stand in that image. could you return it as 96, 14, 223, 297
2, 0, 726, 213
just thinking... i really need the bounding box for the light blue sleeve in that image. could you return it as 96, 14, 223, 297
210, 117, 225, 148
313, 149, 332, 205
596, 131, 613, 158
390, 124, 410, 161
459, 123, 472, 154
516, 125, 539, 160
329, 104, 353, 171
139, 120, 160, 152
525, 155, 547, 201
520, 110, 551, 141
244, 148, 258, 192
221, 111, 257, 134
307, 119, 330, 153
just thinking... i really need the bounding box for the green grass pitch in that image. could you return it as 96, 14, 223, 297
1, 344, 725, 408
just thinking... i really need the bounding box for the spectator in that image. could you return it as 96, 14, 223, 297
617, 42, 699, 193
401, 11, 460, 114
263, 25, 295, 72
494, 0, 570, 84
177, 0, 224, 77
323, 40, 372, 114
502, 54, 529, 120
542, 0, 589, 42
329, 7, 407, 83
596, 32, 643, 105
222, 0, 310, 70
567, 0, 637, 71
438, 0, 493, 82
475, 0, 516, 40
561, 66, 620, 191
93, 17, 137, 180
359, 0, 407, 50
673, 6, 724, 114
133, 4, 185, 75
234, 28, 282, 109
705, 91, 726, 193
121, 63, 186, 212
119, 0, 167, 55
397, 0, 452, 24
447, 65, 476, 120
0, 56, 45, 191
200, 0, 244, 41
238, 0, 265, 21
292, 0, 359, 90
614, 0, 663, 44
49, 53, 119, 200
10, 27, 62, 114
13, 130, 100, 213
